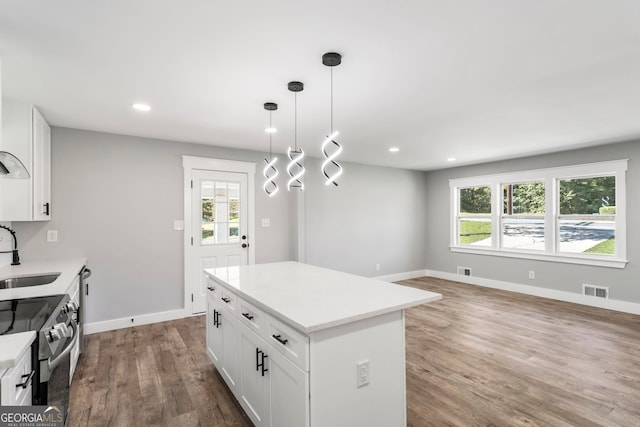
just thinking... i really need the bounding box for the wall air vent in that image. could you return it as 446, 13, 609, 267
457, 266, 472, 276
583, 284, 609, 299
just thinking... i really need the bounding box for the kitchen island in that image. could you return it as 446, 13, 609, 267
204, 261, 441, 427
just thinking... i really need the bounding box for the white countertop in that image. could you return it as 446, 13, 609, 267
205, 261, 442, 334
0, 258, 87, 301
0, 331, 36, 371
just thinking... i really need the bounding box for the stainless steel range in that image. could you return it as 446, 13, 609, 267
0, 294, 78, 425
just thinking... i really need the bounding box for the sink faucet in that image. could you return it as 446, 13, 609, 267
0, 224, 21, 266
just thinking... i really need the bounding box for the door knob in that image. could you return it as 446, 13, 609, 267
242, 243, 249, 248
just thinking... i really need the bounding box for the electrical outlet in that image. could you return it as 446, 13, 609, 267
261, 218, 271, 228
46, 230, 58, 243
375, 263, 381, 271
357, 360, 370, 388
528, 270, 535, 280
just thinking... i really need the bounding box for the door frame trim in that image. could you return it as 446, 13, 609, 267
182, 155, 256, 315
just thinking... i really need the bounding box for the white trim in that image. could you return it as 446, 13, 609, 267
373, 270, 428, 283
85, 309, 194, 335
450, 246, 627, 269
426, 269, 640, 316
182, 155, 256, 315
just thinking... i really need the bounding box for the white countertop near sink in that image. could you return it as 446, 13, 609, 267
0, 258, 87, 301
205, 261, 442, 334
0, 331, 36, 371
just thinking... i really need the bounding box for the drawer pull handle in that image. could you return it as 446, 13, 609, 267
221, 297, 231, 303
207, 286, 215, 291
242, 313, 254, 321
272, 334, 288, 345
16, 370, 35, 389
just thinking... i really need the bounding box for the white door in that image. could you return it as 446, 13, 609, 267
191, 169, 249, 313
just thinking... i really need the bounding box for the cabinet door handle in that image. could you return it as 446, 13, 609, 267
242, 312, 254, 321
272, 334, 288, 345
44, 203, 50, 216
16, 370, 35, 389
256, 349, 268, 376
214, 310, 221, 328
261, 353, 268, 377
221, 297, 231, 303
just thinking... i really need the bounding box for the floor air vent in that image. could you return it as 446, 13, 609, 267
457, 267, 472, 276
583, 284, 609, 299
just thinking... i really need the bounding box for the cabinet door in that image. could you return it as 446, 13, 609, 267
220, 308, 239, 395
206, 293, 223, 367
239, 323, 270, 427
31, 107, 51, 221
1, 350, 33, 406
269, 348, 309, 427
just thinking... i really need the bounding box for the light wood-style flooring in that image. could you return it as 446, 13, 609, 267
70, 277, 640, 426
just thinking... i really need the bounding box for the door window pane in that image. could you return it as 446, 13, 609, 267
502, 182, 545, 250
558, 176, 615, 254
458, 186, 491, 246
201, 180, 242, 245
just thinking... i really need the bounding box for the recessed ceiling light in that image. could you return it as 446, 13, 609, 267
132, 103, 151, 111
389, 147, 400, 153
447, 157, 456, 162
265, 127, 277, 133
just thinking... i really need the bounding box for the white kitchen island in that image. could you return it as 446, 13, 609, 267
204, 261, 441, 427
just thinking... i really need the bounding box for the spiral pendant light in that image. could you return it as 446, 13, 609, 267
321, 52, 343, 187
286, 81, 305, 191
263, 102, 279, 197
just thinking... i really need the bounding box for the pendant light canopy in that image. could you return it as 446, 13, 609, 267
321, 52, 343, 187
263, 102, 279, 197
286, 81, 305, 191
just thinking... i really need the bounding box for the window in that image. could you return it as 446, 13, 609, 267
502, 181, 545, 250
450, 160, 627, 268
457, 186, 491, 246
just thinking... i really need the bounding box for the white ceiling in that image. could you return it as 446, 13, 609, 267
1, 0, 639, 171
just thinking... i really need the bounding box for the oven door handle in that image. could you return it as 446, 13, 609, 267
48, 320, 78, 372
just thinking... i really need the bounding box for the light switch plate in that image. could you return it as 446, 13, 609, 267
356, 360, 370, 388
173, 220, 184, 231
47, 230, 58, 243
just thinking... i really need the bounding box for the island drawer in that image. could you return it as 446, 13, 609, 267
266, 314, 309, 371
238, 297, 267, 339
218, 288, 237, 314
205, 276, 218, 297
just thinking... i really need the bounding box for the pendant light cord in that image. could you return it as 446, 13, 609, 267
330, 66, 334, 134
269, 111, 273, 161
294, 92, 298, 151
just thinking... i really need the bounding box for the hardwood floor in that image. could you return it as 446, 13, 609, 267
403, 277, 640, 427
70, 277, 640, 427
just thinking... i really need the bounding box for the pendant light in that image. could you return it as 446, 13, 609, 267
286, 81, 305, 191
263, 102, 279, 197
321, 52, 343, 187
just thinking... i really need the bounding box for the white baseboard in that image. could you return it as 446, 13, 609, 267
85, 308, 192, 335
373, 269, 428, 283
426, 269, 640, 316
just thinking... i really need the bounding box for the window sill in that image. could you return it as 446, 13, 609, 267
450, 246, 627, 269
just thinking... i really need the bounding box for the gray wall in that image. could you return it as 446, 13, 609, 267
13, 127, 292, 323
425, 140, 639, 303
303, 157, 429, 277
13, 127, 430, 325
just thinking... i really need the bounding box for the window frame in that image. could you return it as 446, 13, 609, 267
449, 159, 628, 269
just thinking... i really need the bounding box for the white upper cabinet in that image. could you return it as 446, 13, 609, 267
0, 99, 52, 221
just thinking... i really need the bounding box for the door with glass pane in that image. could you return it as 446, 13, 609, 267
191, 169, 248, 313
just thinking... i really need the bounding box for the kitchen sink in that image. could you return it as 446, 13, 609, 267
0, 273, 61, 289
